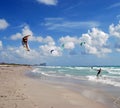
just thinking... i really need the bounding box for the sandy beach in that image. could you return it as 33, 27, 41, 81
0, 65, 118, 108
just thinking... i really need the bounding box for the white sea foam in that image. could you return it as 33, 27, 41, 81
31, 66, 120, 87
87, 75, 120, 87
40, 71, 64, 78
32, 68, 40, 73
65, 74, 73, 78
45, 66, 62, 69
74, 67, 90, 70
64, 67, 75, 70
107, 70, 120, 75
41, 72, 51, 76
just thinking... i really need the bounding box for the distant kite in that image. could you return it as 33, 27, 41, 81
61, 44, 65, 50
22, 35, 30, 51
80, 42, 85, 46
50, 49, 54, 54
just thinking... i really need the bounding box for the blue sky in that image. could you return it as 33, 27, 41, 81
0, 0, 120, 66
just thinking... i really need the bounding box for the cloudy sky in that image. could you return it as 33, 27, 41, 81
0, 0, 120, 66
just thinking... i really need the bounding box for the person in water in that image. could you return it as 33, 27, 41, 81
96, 68, 102, 78
22, 35, 30, 51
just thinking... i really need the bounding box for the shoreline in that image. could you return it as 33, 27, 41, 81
0, 65, 119, 108
27, 68, 120, 98
28, 72, 119, 108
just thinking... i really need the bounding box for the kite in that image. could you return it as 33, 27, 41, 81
50, 49, 54, 54
80, 42, 85, 46
22, 35, 30, 51
61, 44, 65, 50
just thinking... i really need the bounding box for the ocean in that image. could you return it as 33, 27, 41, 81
31, 66, 120, 88
28, 66, 120, 108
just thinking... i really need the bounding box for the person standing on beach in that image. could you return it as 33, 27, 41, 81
22, 35, 30, 51
96, 68, 102, 78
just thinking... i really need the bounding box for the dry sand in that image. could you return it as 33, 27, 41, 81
0, 65, 112, 108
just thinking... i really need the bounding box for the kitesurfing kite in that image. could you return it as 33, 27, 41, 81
50, 49, 54, 54
22, 35, 30, 51
80, 42, 85, 46
61, 44, 65, 50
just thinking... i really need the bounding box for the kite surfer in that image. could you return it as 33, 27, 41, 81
96, 68, 102, 78
22, 35, 30, 51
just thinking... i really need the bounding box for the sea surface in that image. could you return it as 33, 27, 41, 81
31, 66, 120, 88
28, 66, 120, 108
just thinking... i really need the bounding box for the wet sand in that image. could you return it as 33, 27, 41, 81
0, 65, 118, 108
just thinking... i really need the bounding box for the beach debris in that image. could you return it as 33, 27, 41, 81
0, 95, 7, 98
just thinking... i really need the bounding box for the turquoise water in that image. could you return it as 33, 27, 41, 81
31, 66, 120, 87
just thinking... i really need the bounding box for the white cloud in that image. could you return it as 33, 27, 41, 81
80, 28, 111, 57
30, 36, 43, 42
59, 36, 78, 49
43, 18, 100, 31
10, 33, 22, 40
10, 25, 55, 44
22, 25, 33, 36
64, 2, 82, 11
64, 42, 75, 49
109, 21, 120, 52
0, 46, 40, 63
10, 25, 33, 41
9, 25, 60, 57
0, 40, 3, 50
7, 23, 114, 64
59, 35, 77, 43
43, 36, 55, 45
36, 0, 58, 5
38, 36, 62, 56
109, 21, 120, 38
116, 48, 120, 52
0, 19, 9, 30
39, 44, 62, 56
107, 2, 120, 9
15, 46, 40, 59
